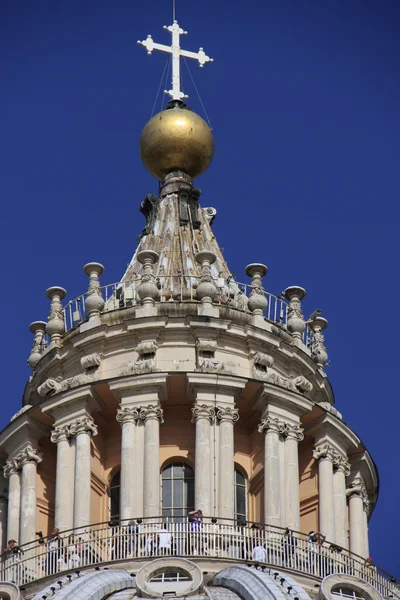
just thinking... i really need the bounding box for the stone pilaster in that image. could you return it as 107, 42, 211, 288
191, 403, 215, 517
51, 424, 75, 532
18, 446, 42, 545
116, 407, 140, 522
284, 423, 304, 531
258, 416, 285, 527
217, 406, 239, 520
3, 458, 20, 543
140, 404, 164, 518
69, 416, 98, 529
333, 455, 350, 549
313, 443, 336, 542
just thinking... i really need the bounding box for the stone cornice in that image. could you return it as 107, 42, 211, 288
191, 402, 215, 423
109, 373, 168, 403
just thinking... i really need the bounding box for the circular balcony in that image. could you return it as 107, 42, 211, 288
2, 520, 398, 597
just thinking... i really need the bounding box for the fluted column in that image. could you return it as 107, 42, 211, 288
284, 423, 304, 531
116, 407, 140, 522
19, 446, 42, 545
192, 403, 215, 517
70, 416, 98, 529
3, 459, 20, 543
140, 404, 163, 519
333, 455, 350, 549
347, 477, 369, 558
217, 406, 239, 520
258, 416, 284, 527
51, 425, 75, 531
313, 444, 336, 542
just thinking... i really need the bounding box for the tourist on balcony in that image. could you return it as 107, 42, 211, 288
252, 542, 267, 563
306, 530, 325, 575
188, 509, 203, 555
2, 540, 22, 584
281, 527, 298, 567
157, 524, 172, 555
46, 528, 63, 575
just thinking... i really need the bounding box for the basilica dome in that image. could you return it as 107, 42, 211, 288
139, 100, 214, 180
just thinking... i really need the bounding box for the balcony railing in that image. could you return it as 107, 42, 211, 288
61, 276, 311, 345
1, 520, 397, 597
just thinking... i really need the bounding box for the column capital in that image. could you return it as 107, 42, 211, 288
334, 454, 351, 475
17, 446, 42, 467
285, 422, 305, 441
116, 406, 140, 425
191, 402, 215, 423
139, 403, 164, 423
347, 476, 369, 511
258, 415, 286, 435
216, 405, 239, 424
51, 424, 71, 443
313, 442, 338, 463
69, 416, 98, 437
3, 456, 20, 478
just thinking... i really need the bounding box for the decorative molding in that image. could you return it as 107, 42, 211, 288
216, 406, 239, 424
37, 377, 62, 397
69, 416, 98, 437
251, 351, 274, 381
81, 353, 102, 370
334, 455, 351, 476
313, 443, 338, 463
122, 340, 159, 376
10, 405, 32, 422
347, 476, 370, 512
3, 457, 20, 478
191, 403, 215, 423
139, 404, 164, 423
116, 406, 140, 425
266, 372, 313, 394
317, 401, 343, 421
285, 422, 305, 442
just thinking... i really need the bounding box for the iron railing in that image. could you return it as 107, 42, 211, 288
61, 276, 311, 345
1, 520, 397, 596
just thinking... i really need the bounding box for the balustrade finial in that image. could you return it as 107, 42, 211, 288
195, 250, 217, 304
282, 286, 306, 339
27, 321, 47, 369
137, 250, 160, 305
245, 263, 268, 315
83, 262, 105, 320
45, 287, 67, 343
309, 316, 329, 369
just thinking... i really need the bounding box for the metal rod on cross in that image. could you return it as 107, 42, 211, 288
138, 20, 214, 101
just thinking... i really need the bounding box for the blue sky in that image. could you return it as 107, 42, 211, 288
1, 0, 399, 576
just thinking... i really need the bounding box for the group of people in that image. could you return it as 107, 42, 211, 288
43, 528, 84, 574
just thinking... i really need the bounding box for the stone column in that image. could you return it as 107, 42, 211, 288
347, 477, 368, 558
363, 502, 370, 558
333, 456, 350, 549
258, 416, 284, 527
19, 446, 42, 545
192, 403, 215, 517
0, 489, 7, 551
284, 423, 304, 531
313, 444, 336, 542
140, 404, 163, 519
51, 425, 75, 532
116, 406, 140, 522
70, 416, 98, 529
217, 406, 239, 520
3, 459, 20, 543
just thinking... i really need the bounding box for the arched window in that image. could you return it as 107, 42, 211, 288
234, 468, 247, 523
109, 470, 120, 522
331, 589, 365, 600
161, 462, 194, 522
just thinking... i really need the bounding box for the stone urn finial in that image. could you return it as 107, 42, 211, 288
27, 321, 47, 369
282, 286, 306, 339
83, 262, 105, 319
245, 263, 268, 315
45, 286, 67, 343
137, 250, 160, 305
195, 250, 217, 303
309, 316, 329, 369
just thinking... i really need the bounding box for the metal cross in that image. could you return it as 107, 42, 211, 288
138, 20, 213, 101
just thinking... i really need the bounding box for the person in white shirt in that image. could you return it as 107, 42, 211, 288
157, 525, 172, 555
252, 544, 267, 562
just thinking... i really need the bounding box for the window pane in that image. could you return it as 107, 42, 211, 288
162, 478, 172, 508
184, 464, 194, 478
162, 464, 172, 479
111, 471, 120, 486
110, 486, 120, 519
174, 479, 184, 507
173, 463, 184, 478
236, 486, 246, 517
235, 470, 245, 486
185, 479, 194, 510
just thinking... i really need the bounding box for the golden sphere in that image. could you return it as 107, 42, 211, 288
140, 104, 214, 180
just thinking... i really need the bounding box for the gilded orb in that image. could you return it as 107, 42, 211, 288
140, 102, 214, 180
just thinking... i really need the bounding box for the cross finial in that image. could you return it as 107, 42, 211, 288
138, 20, 213, 101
